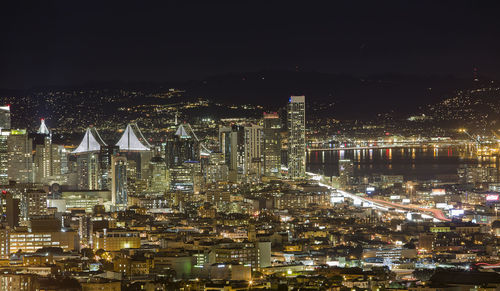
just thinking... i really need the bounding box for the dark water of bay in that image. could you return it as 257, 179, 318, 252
306, 146, 497, 180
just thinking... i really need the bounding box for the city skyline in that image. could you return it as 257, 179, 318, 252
2, 2, 500, 290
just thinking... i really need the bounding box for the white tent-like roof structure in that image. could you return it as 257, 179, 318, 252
37, 119, 50, 135
116, 123, 151, 151
175, 123, 211, 155
175, 124, 191, 138
72, 127, 107, 154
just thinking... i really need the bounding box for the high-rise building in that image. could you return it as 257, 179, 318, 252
149, 156, 169, 193
34, 136, 62, 184
115, 123, 153, 181
73, 127, 107, 190
0, 105, 11, 130
0, 130, 9, 185
165, 123, 200, 168
7, 129, 33, 183
111, 155, 127, 207
287, 96, 306, 178
219, 124, 263, 181
263, 112, 281, 177
219, 125, 244, 173
98, 145, 120, 190
339, 159, 354, 189
243, 124, 263, 179
0, 106, 11, 185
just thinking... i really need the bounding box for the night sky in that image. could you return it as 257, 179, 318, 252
1, 1, 500, 89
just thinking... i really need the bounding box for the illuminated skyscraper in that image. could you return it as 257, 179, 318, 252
339, 159, 354, 189
0, 106, 11, 185
115, 123, 153, 183
0, 133, 9, 185
111, 155, 127, 207
287, 96, 306, 178
243, 124, 263, 179
219, 124, 262, 181
149, 156, 169, 192
219, 125, 244, 172
98, 145, 119, 190
8, 129, 33, 183
73, 127, 107, 190
263, 112, 281, 177
34, 136, 62, 184
0, 106, 11, 130
165, 123, 200, 168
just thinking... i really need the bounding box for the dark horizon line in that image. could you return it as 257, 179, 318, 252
0, 69, 484, 92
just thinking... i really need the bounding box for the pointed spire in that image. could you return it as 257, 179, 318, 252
37, 119, 50, 135
72, 127, 107, 154
115, 123, 151, 151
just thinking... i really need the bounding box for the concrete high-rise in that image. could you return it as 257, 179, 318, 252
111, 155, 128, 207
219, 125, 244, 174
339, 159, 354, 189
0, 130, 9, 185
0, 106, 11, 130
149, 156, 169, 192
287, 96, 306, 178
73, 127, 107, 190
243, 124, 263, 179
263, 112, 281, 177
34, 136, 62, 184
0, 106, 11, 185
8, 129, 33, 183
165, 123, 200, 168
219, 124, 263, 181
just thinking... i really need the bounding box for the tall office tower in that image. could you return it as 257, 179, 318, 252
0, 130, 9, 185
219, 124, 263, 181
111, 155, 127, 207
339, 159, 354, 189
34, 136, 62, 184
7, 130, 33, 183
287, 96, 306, 178
243, 124, 263, 179
263, 112, 281, 177
149, 156, 169, 192
0, 105, 10, 130
219, 125, 245, 173
0, 106, 11, 185
98, 145, 119, 190
165, 123, 200, 168
116, 123, 153, 182
73, 127, 107, 190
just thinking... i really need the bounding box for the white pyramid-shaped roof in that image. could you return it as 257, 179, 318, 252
175, 124, 191, 138
116, 124, 150, 151
72, 127, 107, 154
37, 119, 50, 135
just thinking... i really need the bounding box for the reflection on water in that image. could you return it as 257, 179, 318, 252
307, 146, 497, 180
